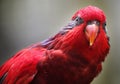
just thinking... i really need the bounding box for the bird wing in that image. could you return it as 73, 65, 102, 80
0, 47, 46, 84
0, 20, 75, 84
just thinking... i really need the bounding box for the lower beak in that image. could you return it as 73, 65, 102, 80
85, 23, 99, 46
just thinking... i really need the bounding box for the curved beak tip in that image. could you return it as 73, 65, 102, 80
90, 42, 93, 46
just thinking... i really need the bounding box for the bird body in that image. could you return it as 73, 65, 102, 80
0, 6, 110, 84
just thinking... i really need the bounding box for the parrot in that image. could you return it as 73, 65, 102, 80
0, 6, 110, 84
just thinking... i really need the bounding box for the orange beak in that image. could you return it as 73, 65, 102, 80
85, 23, 99, 46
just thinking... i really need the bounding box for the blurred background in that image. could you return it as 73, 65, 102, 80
0, 0, 119, 84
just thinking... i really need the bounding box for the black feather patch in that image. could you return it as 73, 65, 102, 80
0, 73, 7, 84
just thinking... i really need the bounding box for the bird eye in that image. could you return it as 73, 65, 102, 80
103, 22, 107, 33
74, 17, 84, 26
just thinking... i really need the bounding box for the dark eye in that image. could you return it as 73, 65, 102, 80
74, 17, 84, 26
103, 22, 107, 33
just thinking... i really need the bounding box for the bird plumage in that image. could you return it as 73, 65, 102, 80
0, 6, 110, 84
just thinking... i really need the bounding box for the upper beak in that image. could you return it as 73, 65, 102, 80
85, 21, 99, 46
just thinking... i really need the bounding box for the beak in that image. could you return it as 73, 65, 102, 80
85, 21, 99, 46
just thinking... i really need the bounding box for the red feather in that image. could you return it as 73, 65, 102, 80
0, 6, 110, 84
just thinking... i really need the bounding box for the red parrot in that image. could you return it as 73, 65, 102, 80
0, 6, 110, 84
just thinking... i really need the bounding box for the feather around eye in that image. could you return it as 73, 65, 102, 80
103, 22, 107, 33
74, 17, 84, 26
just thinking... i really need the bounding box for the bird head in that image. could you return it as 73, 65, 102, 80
57, 6, 109, 49
69, 6, 108, 47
